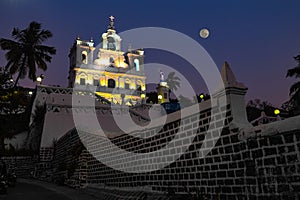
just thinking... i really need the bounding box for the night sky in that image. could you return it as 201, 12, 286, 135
1, 0, 300, 106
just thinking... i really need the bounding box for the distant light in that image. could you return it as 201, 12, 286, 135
36, 76, 42, 83
9, 78, 14, 83
274, 109, 280, 115
160, 82, 167, 87
199, 94, 205, 99
200, 28, 209, 39
28, 91, 33, 95
158, 94, 162, 100
141, 94, 146, 99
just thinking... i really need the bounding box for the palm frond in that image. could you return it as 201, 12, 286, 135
37, 30, 53, 43
286, 66, 300, 78
27, 55, 36, 80
35, 45, 56, 56
0, 38, 20, 50
289, 81, 300, 95
35, 55, 48, 71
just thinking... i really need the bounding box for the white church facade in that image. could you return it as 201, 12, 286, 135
68, 16, 146, 105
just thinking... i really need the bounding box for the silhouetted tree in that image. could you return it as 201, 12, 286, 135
247, 99, 272, 111
166, 72, 181, 92
0, 21, 56, 87
0, 67, 30, 153
286, 54, 300, 114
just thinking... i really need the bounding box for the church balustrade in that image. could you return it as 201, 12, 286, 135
96, 86, 143, 96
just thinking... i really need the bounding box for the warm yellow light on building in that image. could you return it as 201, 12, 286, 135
158, 94, 162, 100
141, 85, 146, 91
141, 94, 146, 99
100, 79, 106, 86
160, 82, 167, 87
274, 109, 280, 115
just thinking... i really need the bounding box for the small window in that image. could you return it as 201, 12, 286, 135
93, 79, 99, 86
108, 79, 116, 88
80, 78, 85, 85
125, 83, 130, 89
134, 59, 140, 71
81, 51, 87, 64
109, 57, 114, 63
164, 92, 168, 99
107, 37, 116, 50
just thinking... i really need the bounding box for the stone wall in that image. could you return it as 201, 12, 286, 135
47, 63, 300, 199
53, 106, 300, 199
1, 156, 37, 178
80, 111, 300, 199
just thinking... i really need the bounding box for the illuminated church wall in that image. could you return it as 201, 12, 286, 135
67, 17, 146, 105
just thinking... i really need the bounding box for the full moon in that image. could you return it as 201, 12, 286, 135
200, 28, 210, 39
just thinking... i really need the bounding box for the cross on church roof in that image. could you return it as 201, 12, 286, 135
107, 15, 115, 30
109, 15, 115, 22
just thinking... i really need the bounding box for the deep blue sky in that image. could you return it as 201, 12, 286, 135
1, 0, 300, 106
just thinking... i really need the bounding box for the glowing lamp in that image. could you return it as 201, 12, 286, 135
36, 76, 42, 83
199, 94, 204, 99
28, 91, 33, 95
141, 85, 146, 91
274, 109, 280, 115
9, 78, 14, 83
160, 82, 167, 87
141, 94, 146, 99
158, 94, 162, 100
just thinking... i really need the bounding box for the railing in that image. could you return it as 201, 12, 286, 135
78, 64, 145, 76
250, 111, 284, 126
37, 85, 73, 95
96, 86, 143, 96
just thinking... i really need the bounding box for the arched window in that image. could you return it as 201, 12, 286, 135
134, 59, 140, 71
80, 78, 86, 85
125, 79, 130, 89
108, 79, 116, 88
109, 57, 114, 64
107, 37, 116, 50
81, 51, 87, 64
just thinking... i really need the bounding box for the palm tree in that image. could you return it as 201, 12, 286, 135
165, 72, 181, 92
286, 54, 300, 114
0, 21, 56, 87
166, 72, 180, 100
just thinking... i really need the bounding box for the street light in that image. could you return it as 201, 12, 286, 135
36, 74, 45, 85
36, 76, 42, 84
274, 109, 280, 115
158, 94, 162, 100
199, 93, 204, 100
28, 91, 33, 95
